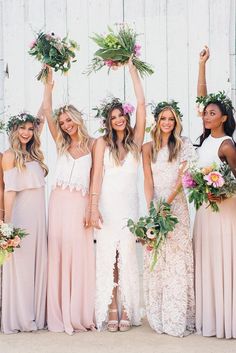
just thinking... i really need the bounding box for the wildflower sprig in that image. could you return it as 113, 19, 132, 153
29, 31, 79, 82
127, 200, 178, 270
86, 24, 154, 77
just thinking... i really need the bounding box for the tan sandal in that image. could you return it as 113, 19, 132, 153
119, 310, 131, 332
107, 309, 118, 332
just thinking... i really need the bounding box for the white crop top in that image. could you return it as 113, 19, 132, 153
52, 152, 91, 195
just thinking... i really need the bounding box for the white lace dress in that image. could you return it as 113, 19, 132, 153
95, 149, 141, 330
143, 137, 196, 337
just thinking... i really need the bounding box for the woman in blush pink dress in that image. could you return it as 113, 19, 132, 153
0, 152, 5, 326
43, 68, 96, 335
1, 112, 48, 334
194, 47, 236, 339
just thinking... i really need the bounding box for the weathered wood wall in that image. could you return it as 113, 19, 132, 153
0, 0, 235, 199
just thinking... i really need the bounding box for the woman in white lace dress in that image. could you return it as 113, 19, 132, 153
43, 68, 96, 335
142, 102, 195, 337
90, 59, 145, 332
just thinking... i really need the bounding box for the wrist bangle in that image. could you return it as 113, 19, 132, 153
91, 192, 98, 196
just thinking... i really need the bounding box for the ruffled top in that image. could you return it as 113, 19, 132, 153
52, 152, 91, 195
4, 161, 45, 192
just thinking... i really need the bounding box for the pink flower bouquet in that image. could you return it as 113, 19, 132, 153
182, 162, 236, 212
0, 221, 28, 265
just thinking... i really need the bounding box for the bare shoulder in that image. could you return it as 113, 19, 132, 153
142, 141, 152, 153
2, 149, 15, 171
94, 136, 107, 148
220, 138, 235, 150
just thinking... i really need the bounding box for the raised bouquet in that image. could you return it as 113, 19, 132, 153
127, 200, 178, 270
182, 162, 236, 212
28, 32, 79, 81
0, 221, 28, 265
87, 24, 154, 77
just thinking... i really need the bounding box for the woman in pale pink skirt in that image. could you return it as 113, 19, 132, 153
0, 152, 5, 326
194, 47, 236, 339
1, 112, 48, 334
43, 68, 96, 335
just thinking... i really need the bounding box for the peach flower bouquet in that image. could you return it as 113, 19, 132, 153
0, 221, 28, 265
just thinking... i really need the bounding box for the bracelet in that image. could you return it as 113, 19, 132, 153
91, 192, 98, 196
199, 83, 206, 85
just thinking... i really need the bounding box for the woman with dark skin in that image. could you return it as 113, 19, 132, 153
194, 46, 236, 339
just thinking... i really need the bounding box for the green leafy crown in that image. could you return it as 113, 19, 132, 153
6, 113, 40, 133
196, 91, 234, 112
150, 100, 183, 120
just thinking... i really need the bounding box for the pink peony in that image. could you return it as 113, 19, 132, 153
0, 241, 9, 250
182, 172, 197, 189
122, 102, 135, 115
134, 43, 141, 57
204, 172, 225, 188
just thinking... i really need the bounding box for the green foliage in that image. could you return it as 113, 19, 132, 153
28, 32, 79, 82
196, 91, 234, 113
127, 200, 178, 269
86, 24, 154, 77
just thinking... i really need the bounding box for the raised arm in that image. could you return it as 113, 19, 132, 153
128, 58, 146, 147
197, 46, 210, 97
2, 151, 16, 223
43, 67, 58, 141
142, 143, 154, 208
89, 138, 105, 229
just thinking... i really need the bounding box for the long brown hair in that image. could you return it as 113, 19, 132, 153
103, 104, 139, 165
151, 107, 183, 162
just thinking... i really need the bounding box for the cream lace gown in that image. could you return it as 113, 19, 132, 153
95, 149, 141, 330
143, 138, 195, 337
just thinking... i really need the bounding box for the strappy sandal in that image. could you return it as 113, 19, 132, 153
107, 308, 118, 332
119, 309, 131, 332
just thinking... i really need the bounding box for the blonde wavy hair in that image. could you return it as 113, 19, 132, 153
103, 104, 139, 165
151, 107, 183, 162
55, 105, 90, 155
8, 121, 48, 176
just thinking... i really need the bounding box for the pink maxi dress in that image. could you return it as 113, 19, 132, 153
47, 152, 96, 335
1, 161, 47, 333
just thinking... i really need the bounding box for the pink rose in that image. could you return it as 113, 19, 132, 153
146, 244, 153, 252
122, 102, 135, 115
134, 43, 141, 57
29, 40, 37, 49
12, 236, 21, 247
104, 60, 115, 67
0, 241, 9, 250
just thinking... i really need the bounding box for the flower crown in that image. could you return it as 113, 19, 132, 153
93, 97, 135, 133
6, 113, 40, 133
150, 100, 183, 121
196, 91, 234, 114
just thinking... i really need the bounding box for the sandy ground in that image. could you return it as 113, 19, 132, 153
0, 319, 235, 353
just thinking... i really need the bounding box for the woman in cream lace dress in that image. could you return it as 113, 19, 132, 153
142, 102, 195, 337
